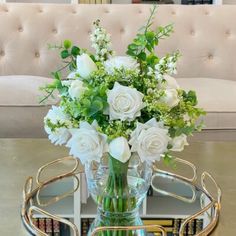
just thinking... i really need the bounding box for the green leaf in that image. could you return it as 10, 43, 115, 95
146, 31, 155, 42
88, 100, 104, 116
82, 98, 91, 108
63, 40, 72, 49
71, 46, 80, 56
61, 50, 70, 59
138, 52, 146, 61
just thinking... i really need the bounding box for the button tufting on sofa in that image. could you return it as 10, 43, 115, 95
52, 28, 58, 34
190, 29, 195, 36
225, 30, 231, 36
208, 54, 214, 60
0, 50, 5, 57
18, 26, 23, 33
35, 52, 40, 58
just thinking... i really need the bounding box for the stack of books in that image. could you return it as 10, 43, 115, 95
181, 0, 213, 4
81, 218, 203, 236
32, 218, 70, 236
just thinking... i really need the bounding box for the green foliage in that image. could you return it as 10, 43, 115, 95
41, 6, 205, 164
163, 152, 177, 168
126, 5, 174, 72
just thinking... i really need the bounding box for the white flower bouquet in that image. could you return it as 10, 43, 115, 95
41, 6, 204, 235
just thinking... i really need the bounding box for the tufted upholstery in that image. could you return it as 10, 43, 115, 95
0, 3, 236, 139
0, 4, 236, 80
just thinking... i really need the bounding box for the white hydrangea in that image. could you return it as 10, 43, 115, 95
44, 106, 73, 145
104, 56, 139, 74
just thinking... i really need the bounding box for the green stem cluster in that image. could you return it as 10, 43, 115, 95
97, 156, 137, 236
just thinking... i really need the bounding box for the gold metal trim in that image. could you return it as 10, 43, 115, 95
153, 157, 197, 182
28, 206, 79, 236
36, 156, 79, 185
151, 172, 197, 203
21, 156, 221, 236
36, 174, 80, 207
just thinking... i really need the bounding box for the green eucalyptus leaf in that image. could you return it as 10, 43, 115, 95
61, 50, 70, 59
63, 40, 72, 49
71, 46, 80, 56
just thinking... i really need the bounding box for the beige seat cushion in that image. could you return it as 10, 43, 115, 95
178, 78, 236, 130
0, 75, 57, 138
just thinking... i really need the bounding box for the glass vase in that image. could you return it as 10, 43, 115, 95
85, 153, 153, 236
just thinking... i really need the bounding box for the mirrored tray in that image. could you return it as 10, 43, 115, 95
21, 156, 221, 236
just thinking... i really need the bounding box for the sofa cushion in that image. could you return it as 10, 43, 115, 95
0, 75, 57, 138
177, 78, 236, 130
0, 75, 56, 106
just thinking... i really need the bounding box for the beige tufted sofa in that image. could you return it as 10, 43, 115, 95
0, 3, 236, 140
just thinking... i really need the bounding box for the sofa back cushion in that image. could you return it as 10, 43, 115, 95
0, 4, 236, 81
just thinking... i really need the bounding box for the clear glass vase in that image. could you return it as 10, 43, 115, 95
85, 153, 153, 236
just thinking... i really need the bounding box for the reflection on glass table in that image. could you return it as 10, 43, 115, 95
21, 156, 221, 236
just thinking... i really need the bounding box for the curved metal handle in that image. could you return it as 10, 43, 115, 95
28, 206, 79, 236
36, 156, 79, 185
22, 176, 33, 217
153, 157, 197, 183
151, 172, 197, 203
179, 171, 222, 236
36, 174, 80, 207
201, 171, 222, 207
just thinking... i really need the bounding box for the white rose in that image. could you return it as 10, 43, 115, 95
109, 137, 131, 163
104, 56, 139, 74
76, 53, 97, 78
107, 82, 145, 121
68, 80, 86, 100
66, 121, 108, 164
129, 118, 170, 162
161, 89, 180, 108
44, 106, 72, 145
170, 134, 188, 152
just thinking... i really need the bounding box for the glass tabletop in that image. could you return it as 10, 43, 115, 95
21, 157, 221, 236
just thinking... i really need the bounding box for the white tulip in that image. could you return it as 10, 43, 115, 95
129, 118, 170, 162
109, 137, 131, 163
171, 134, 188, 152
104, 56, 139, 74
161, 89, 180, 108
76, 53, 97, 78
107, 82, 145, 121
163, 75, 180, 89
68, 80, 86, 100
66, 121, 108, 164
